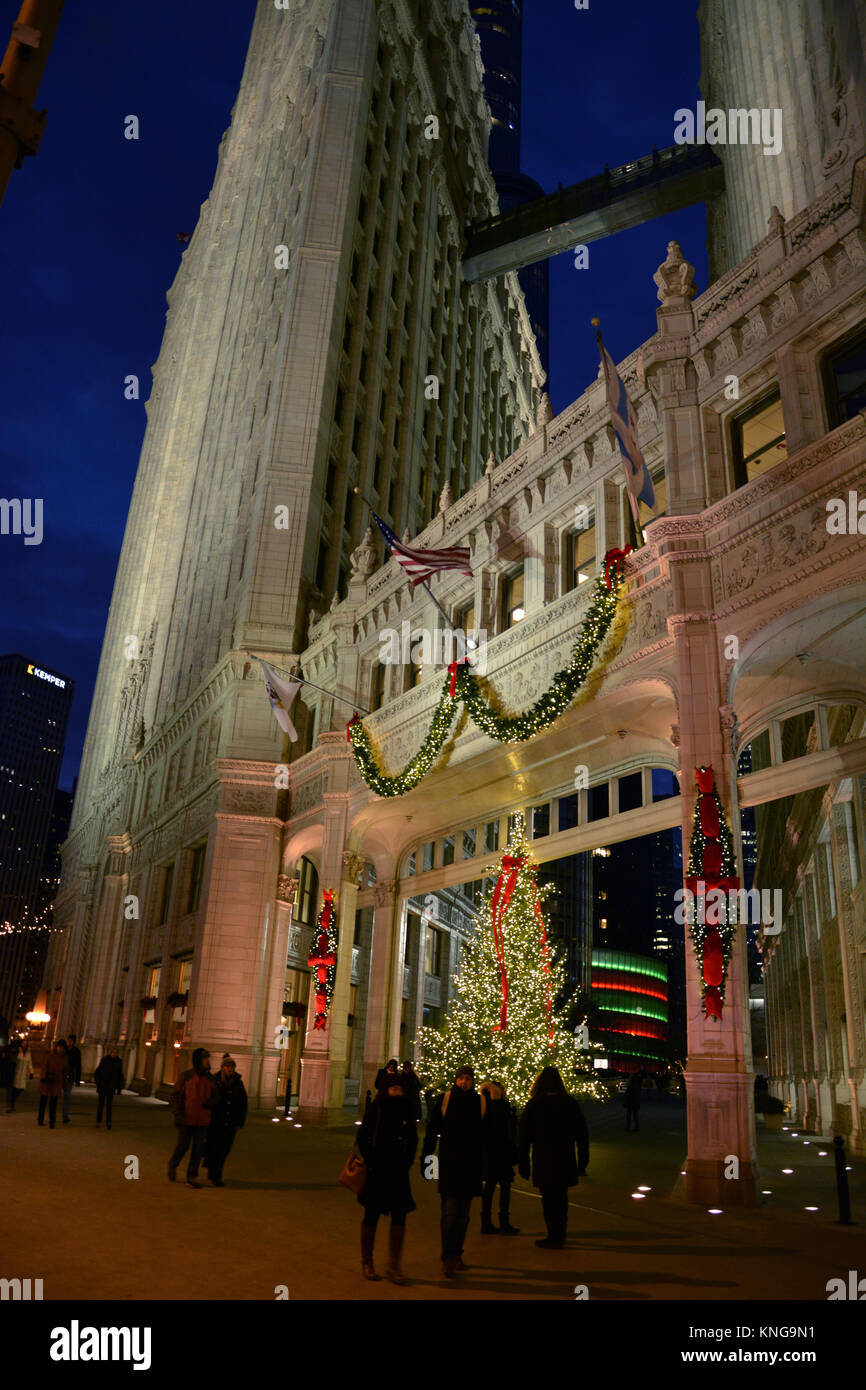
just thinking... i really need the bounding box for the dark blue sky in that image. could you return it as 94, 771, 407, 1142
0, 0, 704, 792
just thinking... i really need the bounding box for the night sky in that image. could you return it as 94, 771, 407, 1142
0, 0, 705, 792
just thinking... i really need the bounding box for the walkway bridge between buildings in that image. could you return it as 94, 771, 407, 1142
461, 144, 724, 282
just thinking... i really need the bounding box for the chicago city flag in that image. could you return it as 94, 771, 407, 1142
258, 660, 301, 741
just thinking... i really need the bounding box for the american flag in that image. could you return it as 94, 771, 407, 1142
371, 511, 473, 587
597, 336, 655, 524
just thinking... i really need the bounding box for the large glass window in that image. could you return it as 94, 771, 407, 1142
501, 567, 525, 629
294, 857, 319, 926
158, 862, 174, 925
732, 391, 787, 487
566, 523, 595, 592
187, 844, 207, 914
425, 927, 443, 976
822, 328, 866, 427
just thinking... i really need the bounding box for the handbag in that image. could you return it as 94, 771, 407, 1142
339, 1150, 368, 1195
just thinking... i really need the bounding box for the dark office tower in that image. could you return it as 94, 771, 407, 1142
471, 0, 550, 380
0, 654, 74, 1023
14, 787, 74, 1021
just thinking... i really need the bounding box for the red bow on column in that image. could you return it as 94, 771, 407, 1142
346, 712, 359, 743
602, 545, 633, 590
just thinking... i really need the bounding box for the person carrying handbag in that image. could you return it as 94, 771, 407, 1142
355, 1073, 417, 1285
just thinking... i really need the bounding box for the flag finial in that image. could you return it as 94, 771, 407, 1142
591, 316, 600, 327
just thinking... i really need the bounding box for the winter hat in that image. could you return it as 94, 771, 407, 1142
221, 1055, 236, 1067
192, 1047, 210, 1069
454, 1065, 474, 1081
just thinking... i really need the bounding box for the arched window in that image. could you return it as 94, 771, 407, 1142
294, 857, 319, 926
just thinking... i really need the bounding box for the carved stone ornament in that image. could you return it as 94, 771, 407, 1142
653, 240, 697, 306
277, 874, 299, 905
484, 451, 496, 476
342, 850, 365, 882
536, 392, 554, 428
350, 527, 376, 579
439, 481, 453, 513
670, 724, 681, 749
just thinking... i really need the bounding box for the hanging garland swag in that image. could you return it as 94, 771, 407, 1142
307, 889, 338, 1030
347, 547, 632, 797
685, 765, 740, 1021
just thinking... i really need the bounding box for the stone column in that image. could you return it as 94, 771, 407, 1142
186, 778, 282, 1101
668, 589, 758, 1205
297, 813, 359, 1115
362, 874, 401, 1092
829, 798, 864, 1152
647, 242, 703, 516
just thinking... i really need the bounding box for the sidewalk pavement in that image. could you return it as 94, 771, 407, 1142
2, 1084, 863, 1301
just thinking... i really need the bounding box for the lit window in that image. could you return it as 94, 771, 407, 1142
822, 328, 866, 427
732, 392, 787, 487
501, 567, 525, 629
567, 524, 595, 591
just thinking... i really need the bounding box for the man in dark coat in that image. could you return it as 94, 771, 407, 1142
168, 1047, 217, 1187
401, 1060, 422, 1122
94, 1048, 125, 1129
421, 1064, 487, 1277
518, 1066, 589, 1249
205, 1055, 248, 1186
480, 1080, 520, 1234
66, 1035, 82, 1086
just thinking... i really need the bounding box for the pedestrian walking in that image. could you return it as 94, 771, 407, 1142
37, 1040, 69, 1129
205, 1055, 247, 1186
518, 1066, 590, 1249
479, 1079, 520, 1234
10, 1042, 30, 1111
66, 1035, 82, 1086
357, 1072, 417, 1284
401, 1060, 422, 1121
168, 1047, 217, 1187
624, 1070, 645, 1131
421, 1064, 487, 1278
94, 1048, 125, 1129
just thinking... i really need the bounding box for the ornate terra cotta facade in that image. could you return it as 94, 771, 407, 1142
42, 1, 866, 1207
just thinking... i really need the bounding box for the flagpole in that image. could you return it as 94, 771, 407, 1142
352, 487, 458, 630
592, 316, 644, 550
247, 653, 370, 715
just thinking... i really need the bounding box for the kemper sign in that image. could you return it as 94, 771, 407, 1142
26, 663, 66, 689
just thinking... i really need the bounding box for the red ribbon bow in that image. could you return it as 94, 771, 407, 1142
602, 545, 633, 590
447, 658, 469, 697
346, 712, 359, 743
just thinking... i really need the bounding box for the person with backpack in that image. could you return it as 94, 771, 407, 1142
205, 1055, 247, 1186
168, 1047, 217, 1186
421, 1064, 486, 1278
356, 1072, 417, 1284
479, 1079, 520, 1234
518, 1066, 589, 1249
94, 1048, 125, 1129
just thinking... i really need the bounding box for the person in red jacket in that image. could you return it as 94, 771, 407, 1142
168, 1047, 217, 1187
37, 1041, 69, 1129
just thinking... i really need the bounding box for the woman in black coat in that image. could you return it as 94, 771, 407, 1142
518, 1066, 589, 1249
357, 1074, 417, 1285
94, 1050, 125, 1129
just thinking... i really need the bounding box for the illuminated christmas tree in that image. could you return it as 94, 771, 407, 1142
417, 819, 605, 1107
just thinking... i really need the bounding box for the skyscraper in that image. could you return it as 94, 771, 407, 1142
471, 0, 550, 379
0, 653, 73, 1023
42, 0, 543, 1095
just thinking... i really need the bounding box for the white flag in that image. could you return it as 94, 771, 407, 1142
258, 660, 301, 741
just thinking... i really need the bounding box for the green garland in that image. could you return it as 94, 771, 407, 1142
347, 673, 460, 797
347, 551, 630, 797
